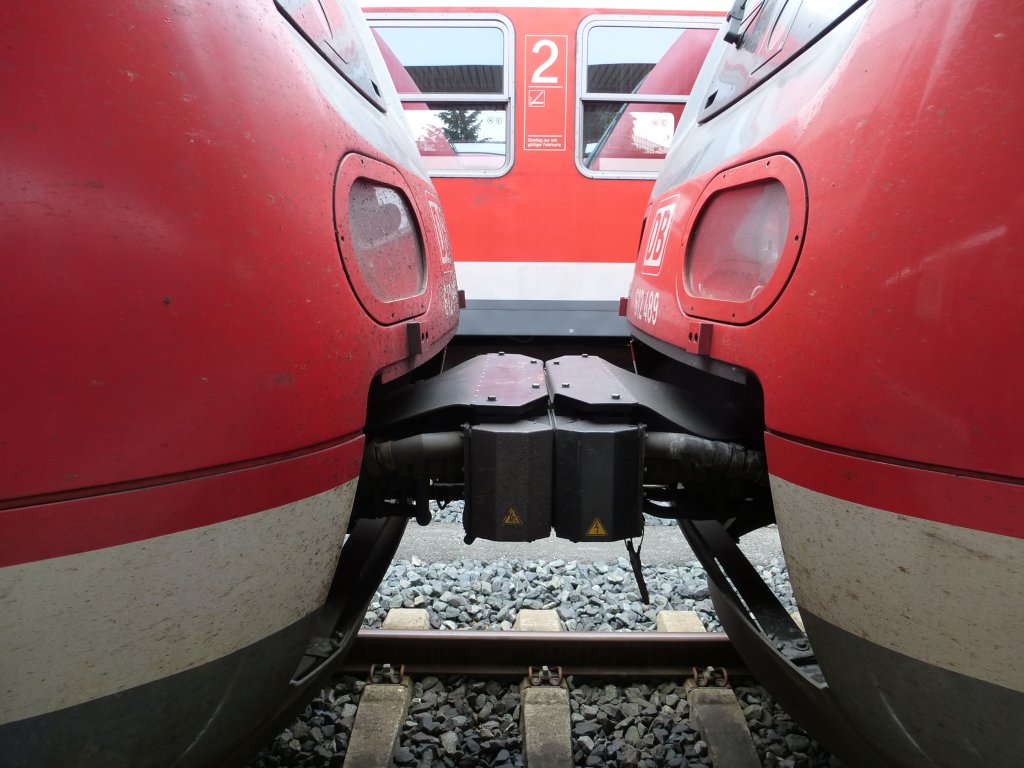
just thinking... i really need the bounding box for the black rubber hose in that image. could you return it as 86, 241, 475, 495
364, 431, 464, 477
645, 431, 766, 484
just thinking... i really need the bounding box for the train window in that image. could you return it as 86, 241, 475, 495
368, 16, 513, 177
276, 0, 387, 111
576, 17, 718, 179
698, 0, 868, 121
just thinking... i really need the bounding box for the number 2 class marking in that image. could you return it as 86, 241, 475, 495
523, 35, 567, 151
530, 39, 559, 84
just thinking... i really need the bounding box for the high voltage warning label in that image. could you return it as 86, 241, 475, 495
587, 517, 608, 536
503, 507, 523, 526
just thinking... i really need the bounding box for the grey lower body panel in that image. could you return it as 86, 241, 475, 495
458, 300, 628, 337
0, 615, 314, 768
802, 608, 1024, 768
682, 516, 1024, 767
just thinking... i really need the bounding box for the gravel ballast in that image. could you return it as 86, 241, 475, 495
248, 674, 838, 768
363, 555, 795, 634
247, 541, 837, 767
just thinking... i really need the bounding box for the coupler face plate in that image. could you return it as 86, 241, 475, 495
362, 353, 760, 543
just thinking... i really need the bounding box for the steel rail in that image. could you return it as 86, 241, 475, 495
336, 629, 743, 678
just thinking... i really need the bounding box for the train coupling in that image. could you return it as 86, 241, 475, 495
359, 353, 769, 543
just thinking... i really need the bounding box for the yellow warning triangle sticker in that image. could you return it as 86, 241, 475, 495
503, 507, 523, 526
587, 517, 608, 536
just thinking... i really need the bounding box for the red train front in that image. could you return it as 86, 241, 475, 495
0, 2, 456, 765
626, 1, 1024, 765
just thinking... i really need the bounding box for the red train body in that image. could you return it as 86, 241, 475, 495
0, 1, 456, 765
362, 0, 727, 339
627, 1, 1024, 765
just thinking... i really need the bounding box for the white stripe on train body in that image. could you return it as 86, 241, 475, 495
1, 482, 355, 727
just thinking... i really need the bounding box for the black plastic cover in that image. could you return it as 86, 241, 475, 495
466, 419, 552, 542
552, 418, 643, 543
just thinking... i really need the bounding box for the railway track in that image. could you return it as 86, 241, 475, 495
249, 609, 832, 768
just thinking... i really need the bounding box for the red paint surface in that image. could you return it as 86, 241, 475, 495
766, 433, 1024, 540
631, 1, 1024, 481
0, 2, 457, 504
0, 438, 363, 568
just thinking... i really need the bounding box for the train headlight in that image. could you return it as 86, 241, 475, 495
335, 153, 429, 324
679, 155, 806, 324
347, 179, 425, 301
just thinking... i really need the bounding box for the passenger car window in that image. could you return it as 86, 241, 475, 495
370, 19, 512, 176
577, 18, 717, 179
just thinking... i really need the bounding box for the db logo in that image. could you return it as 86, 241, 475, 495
641, 196, 679, 276
428, 200, 453, 265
